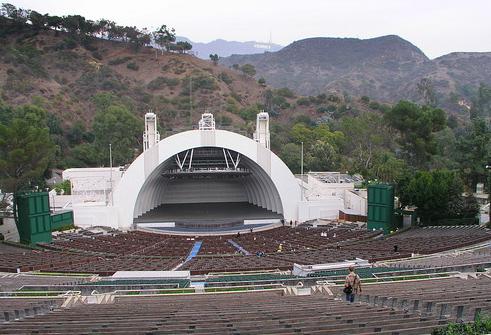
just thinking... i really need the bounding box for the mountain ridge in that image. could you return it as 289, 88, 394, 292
221, 35, 491, 110
176, 36, 283, 59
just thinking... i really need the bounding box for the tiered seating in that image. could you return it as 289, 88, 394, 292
0, 292, 449, 334
0, 249, 182, 276
0, 298, 62, 323
229, 226, 379, 254
206, 273, 295, 283
354, 276, 491, 323
307, 267, 408, 278
386, 247, 491, 269
3, 226, 490, 276
269, 247, 408, 266
346, 226, 491, 255
198, 236, 238, 255
0, 251, 97, 273
52, 256, 182, 276
181, 255, 292, 274
0, 273, 87, 292
81, 279, 190, 288
48, 231, 195, 257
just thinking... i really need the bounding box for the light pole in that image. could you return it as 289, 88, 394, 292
109, 143, 113, 206
486, 165, 491, 224
301, 141, 304, 201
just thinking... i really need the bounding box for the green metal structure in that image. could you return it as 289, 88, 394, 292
367, 184, 395, 234
50, 210, 74, 230
14, 191, 74, 246
14, 192, 52, 245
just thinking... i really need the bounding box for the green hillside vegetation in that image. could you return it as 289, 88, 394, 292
0, 3, 489, 225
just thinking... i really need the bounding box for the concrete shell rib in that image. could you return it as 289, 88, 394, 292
113, 130, 301, 230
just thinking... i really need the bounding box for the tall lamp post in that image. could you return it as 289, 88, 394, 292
109, 143, 113, 206
486, 164, 491, 224
301, 142, 304, 201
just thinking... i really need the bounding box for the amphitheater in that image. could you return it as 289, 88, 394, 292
1, 222, 490, 334
1, 113, 491, 334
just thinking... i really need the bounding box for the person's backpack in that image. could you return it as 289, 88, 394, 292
343, 285, 352, 295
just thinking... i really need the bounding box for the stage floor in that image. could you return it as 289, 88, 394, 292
134, 202, 282, 226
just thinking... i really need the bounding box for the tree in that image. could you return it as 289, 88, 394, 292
258, 77, 266, 87
240, 64, 256, 77
67, 121, 88, 145
28, 10, 47, 31
280, 143, 302, 174
0, 105, 56, 192
384, 101, 446, 168
456, 118, 491, 188
153, 24, 176, 52
339, 113, 391, 176
306, 140, 338, 171
209, 54, 219, 65
46, 15, 63, 31
398, 170, 464, 225
369, 150, 407, 183
92, 106, 142, 166
169, 41, 192, 53
107, 22, 125, 41
66, 143, 99, 167
288, 123, 343, 172
61, 15, 86, 35
470, 83, 491, 120
417, 78, 438, 107
1, 3, 29, 25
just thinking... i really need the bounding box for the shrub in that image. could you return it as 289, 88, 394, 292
369, 101, 380, 110
275, 87, 295, 98
147, 77, 180, 90
231, 92, 242, 103
108, 56, 132, 66
226, 101, 239, 114
6, 44, 46, 77
91, 51, 103, 60
76, 66, 124, 95
53, 51, 83, 71
431, 314, 491, 335
3, 74, 34, 93
327, 94, 341, 103
217, 115, 232, 126
272, 95, 290, 109
126, 62, 139, 71
218, 72, 233, 85
317, 105, 337, 114
316, 93, 327, 102
81, 38, 98, 51
180, 74, 217, 95
59, 37, 77, 50
239, 106, 259, 121
297, 97, 311, 106
174, 67, 186, 75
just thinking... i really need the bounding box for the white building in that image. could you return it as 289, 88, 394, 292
66, 113, 366, 232
297, 172, 366, 221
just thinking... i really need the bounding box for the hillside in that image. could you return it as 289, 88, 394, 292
1, 29, 384, 133
177, 37, 283, 59
222, 35, 491, 110
0, 31, 271, 131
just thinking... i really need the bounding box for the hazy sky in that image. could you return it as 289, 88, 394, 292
7, 0, 491, 59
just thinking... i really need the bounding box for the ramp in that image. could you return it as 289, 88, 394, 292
185, 241, 203, 262
228, 239, 251, 255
